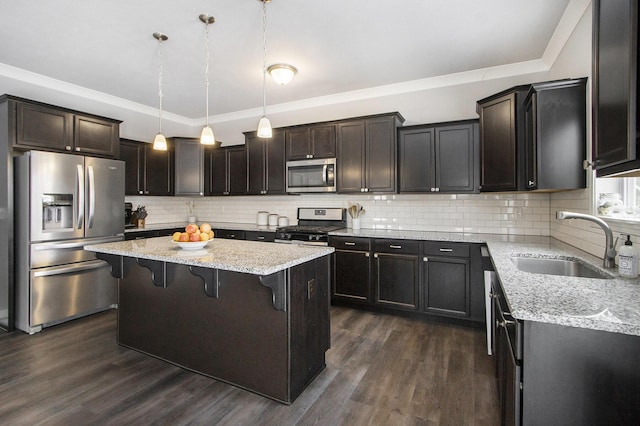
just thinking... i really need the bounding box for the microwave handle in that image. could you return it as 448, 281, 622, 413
322, 164, 328, 185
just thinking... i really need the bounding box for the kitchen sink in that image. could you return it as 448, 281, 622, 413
510, 256, 614, 279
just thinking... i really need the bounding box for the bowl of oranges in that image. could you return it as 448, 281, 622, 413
172, 223, 214, 250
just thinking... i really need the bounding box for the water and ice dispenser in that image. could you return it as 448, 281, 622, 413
41, 194, 73, 231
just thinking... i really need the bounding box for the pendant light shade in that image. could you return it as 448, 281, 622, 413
199, 14, 217, 146
200, 125, 215, 145
153, 133, 168, 151
152, 32, 168, 151
257, 116, 273, 138
257, 0, 272, 139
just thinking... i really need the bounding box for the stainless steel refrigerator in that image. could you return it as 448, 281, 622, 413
14, 150, 124, 334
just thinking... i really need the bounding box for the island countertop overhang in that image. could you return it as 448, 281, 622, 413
84, 237, 334, 276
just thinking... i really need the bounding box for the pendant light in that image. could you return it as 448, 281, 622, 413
199, 14, 216, 145
257, 0, 272, 138
152, 32, 168, 151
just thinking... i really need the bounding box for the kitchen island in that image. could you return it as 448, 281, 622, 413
84, 237, 334, 404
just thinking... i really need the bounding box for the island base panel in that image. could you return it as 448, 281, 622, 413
117, 256, 330, 404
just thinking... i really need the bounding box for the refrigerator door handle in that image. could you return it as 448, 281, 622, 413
87, 165, 95, 229
32, 259, 108, 277
77, 164, 85, 229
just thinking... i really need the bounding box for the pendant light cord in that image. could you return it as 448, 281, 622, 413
262, 0, 268, 117
157, 38, 164, 134
205, 21, 210, 127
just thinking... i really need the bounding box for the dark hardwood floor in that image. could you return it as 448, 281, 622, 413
0, 307, 499, 425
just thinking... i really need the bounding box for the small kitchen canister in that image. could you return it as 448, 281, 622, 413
268, 214, 279, 227
257, 211, 269, 225
278, 216, 289, 227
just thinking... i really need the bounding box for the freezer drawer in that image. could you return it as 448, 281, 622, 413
29, 260, 117, 330
30, 236, 123, 269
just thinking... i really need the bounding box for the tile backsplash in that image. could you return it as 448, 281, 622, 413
126, 192, 551, 236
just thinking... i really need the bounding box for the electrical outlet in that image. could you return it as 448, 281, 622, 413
514, 207, 523, 219
307, 279, 315, 300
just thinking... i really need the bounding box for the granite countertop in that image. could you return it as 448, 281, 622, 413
125, 221, 279, 234
85, 237, 333, 276
485, 238, 640, 336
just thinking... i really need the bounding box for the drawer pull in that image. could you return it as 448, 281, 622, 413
258, 236, 265, 240
389, 245, 402, 249
439, 248, 454, 252
344, 242, 356, 246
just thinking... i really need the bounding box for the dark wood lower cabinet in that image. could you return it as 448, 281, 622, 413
374, 252, 419, 311
244, 230, 275, 242
424, 256, 470, 317
331, 237, 372, 304
213, 229, 245, 240
330, 236, 483, 326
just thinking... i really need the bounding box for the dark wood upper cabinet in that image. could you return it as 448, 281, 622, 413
286, 124, 336, 161
523, 79, 587, 190
173, 138, 205, 196
245, 130, 286, 195
206, 145, 246, 196
337, 113, 403, 193
399, 127, 434, 192
399, 120, 478, 193
478, 79, 586, 192
477, 87, 528, 192
336, 120, 366, 193
120, 139, 173, 196
11, 96, 120, 158
592, 0, 640, 176
74, 115, 119, 158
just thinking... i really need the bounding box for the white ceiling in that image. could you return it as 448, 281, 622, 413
0, 0, 587, 142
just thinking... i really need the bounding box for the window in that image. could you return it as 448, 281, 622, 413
595, 177, 640, 220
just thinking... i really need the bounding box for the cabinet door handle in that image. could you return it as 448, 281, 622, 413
365, 188, 369, 192
365, 253, 370, 258
65, 146, 72, 151
439, 248, 453, 252
344, 242, 356, 246
389, 245, 402, 249
528, 180, 535, 186
431, 187, 435, 192
435, 187, 440, 192
374, 253, 379, 258
423, 257, 429, 262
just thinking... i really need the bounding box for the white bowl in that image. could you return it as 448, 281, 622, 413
173, 240, 210, 250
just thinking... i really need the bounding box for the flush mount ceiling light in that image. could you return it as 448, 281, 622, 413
152, 32, 168, 151
199, 13, 216, 146
257, 0, 272, 138
267, 63, 297, 85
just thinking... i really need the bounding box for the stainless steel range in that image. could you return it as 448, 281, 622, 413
275, 207, 346, 245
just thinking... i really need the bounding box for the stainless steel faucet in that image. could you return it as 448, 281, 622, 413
556, 211, 617, 268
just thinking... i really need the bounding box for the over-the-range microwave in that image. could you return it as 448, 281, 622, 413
286, 158, 336, 193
